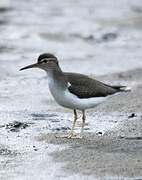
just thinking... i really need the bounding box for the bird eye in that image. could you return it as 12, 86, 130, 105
42, 59, 48, 63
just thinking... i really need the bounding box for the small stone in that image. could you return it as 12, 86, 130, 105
128, 113, 137, 119
96, 131, 103, 136
33, 146, 38, 151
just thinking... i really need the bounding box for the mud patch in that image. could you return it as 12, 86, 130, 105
4, 121, 30, 132
0, 147, 16, 156
0, 7, 12, 13
120, 136, 142, 140
101, 32, 118, 42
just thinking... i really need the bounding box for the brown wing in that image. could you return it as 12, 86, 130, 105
65, 72, 123, 99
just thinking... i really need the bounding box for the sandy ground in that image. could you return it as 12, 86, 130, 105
35, 68, 142, 179
0, 68, 142, 180
0, 67, 142, 180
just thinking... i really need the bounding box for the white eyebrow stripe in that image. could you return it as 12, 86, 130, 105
41, 58, 49, 63
41, 57, 57, 63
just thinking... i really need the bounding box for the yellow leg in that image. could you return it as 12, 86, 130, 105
69, 109, 77, 135
56, 109, 78, 138
71, 110, 86, 139
81, 110, 85, 137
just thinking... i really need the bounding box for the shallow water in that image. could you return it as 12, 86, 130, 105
0, 0, 142, 179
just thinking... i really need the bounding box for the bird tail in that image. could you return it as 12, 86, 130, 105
112, 85, 131, 92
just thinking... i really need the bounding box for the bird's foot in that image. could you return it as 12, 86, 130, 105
70, 134, 83, 139
56, 133, 83, 139
55, 133, 76, 138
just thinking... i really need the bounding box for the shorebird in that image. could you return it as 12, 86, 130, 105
20, 53, 130, 138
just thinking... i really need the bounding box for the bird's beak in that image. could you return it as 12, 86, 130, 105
19, 63, 39, 71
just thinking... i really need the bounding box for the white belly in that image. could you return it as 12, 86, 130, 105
59, 89, 115, 110
49, 80, 118, 110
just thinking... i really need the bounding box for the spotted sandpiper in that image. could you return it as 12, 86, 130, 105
20, 53, 130, 138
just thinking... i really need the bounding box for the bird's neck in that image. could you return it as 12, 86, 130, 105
47, 65, 67, 90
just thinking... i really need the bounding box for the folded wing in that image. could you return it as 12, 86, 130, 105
65, 72, 124, 99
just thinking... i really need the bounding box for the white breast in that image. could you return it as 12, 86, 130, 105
48, 78, 67, 106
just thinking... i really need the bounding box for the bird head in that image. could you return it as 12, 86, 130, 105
20, 53, 59, 72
